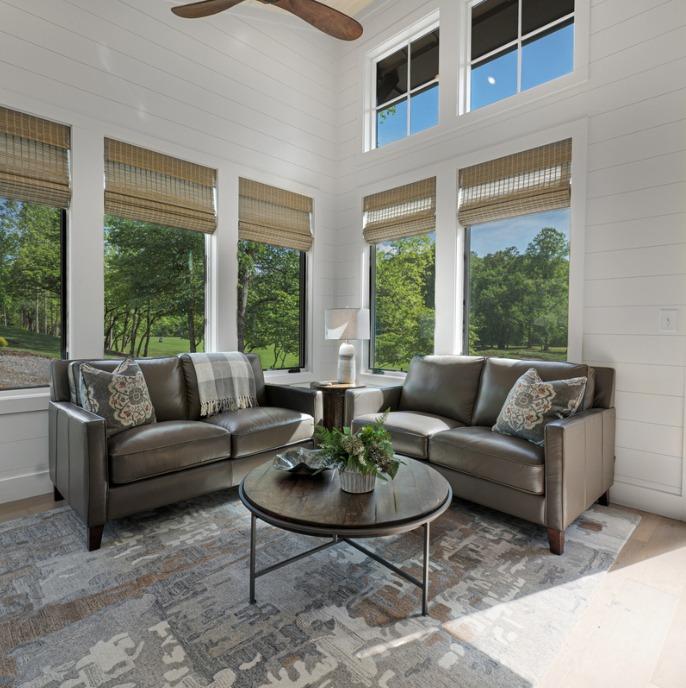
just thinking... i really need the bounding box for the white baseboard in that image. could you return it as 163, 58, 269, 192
0, 470, 52, 504
611, 481, 686, 522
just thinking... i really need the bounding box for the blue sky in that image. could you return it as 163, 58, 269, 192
470, 208, 570, 256
376, 84, 439, 147
411, 84, 439, 135
472, 22, 574, 110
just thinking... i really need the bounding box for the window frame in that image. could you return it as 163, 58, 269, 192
368, 243, 380, 373
296, 249, 307, 372
466, 0, 575, 113
59, 208, 68, 360
236, 239, 308, 374
368, 15, 441, 151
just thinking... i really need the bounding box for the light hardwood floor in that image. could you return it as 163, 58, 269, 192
1, 494, 685, 687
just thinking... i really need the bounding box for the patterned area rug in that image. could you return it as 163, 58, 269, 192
0, 490, 638, 688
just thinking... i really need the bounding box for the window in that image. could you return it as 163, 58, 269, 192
374, 27, 440, 148
237, 178, 312, 372
364, 177, 436, 372
237, 241, 306, 371
104, 217, 206, 357
469, 0, 574, 111
370, 233, 436, 372
459, 139, 572, 362
0, 107, 71, 390
103, 139, 216, 357
465, 209, 570, 361
0, 199, 66, 389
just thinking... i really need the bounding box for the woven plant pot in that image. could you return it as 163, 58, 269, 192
339, 469, 376, 494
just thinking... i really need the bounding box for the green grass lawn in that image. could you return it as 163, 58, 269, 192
0, 326, 61, 358
143, 337, 204, 357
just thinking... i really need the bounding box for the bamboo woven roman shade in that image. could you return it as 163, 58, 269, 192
458, 139, 572, 226
105, 139, 217, 234
239, 178, 313, 252
363, 177, 436, 244
0, 106, 71, 208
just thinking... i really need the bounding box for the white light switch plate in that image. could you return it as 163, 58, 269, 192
659, 309, 679, 333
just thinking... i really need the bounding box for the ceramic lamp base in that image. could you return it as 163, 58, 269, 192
337, 341, 356, 384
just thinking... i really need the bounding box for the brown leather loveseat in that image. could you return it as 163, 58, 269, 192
346, 356, 616, 555
49, 354, 322, 550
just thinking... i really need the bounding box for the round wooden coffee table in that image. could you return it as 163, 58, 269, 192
239, 458, 452, 616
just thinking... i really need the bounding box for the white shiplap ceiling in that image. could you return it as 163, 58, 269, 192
325, 0, 377, 16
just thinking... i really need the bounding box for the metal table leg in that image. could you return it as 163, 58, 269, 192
249, 513, 257, 604
422, 522, 430, 616
247, 518, 433, 616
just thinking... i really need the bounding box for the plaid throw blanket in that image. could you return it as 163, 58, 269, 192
188, 352, 257, 417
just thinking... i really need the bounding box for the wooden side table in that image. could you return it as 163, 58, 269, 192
310, 382, 365, 429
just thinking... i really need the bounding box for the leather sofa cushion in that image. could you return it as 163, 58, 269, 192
399, 355, 485, 424
352, 411, 462, 460
180, 353, 266, 420
109, 421, 231, 485
429, 426, 545, 495
471, 358, 591, 428
204, 407, 313, 458
69, 357, 187, 422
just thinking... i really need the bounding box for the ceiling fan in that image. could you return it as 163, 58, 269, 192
171, 0, 363, 41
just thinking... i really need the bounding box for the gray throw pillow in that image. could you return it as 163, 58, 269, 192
79, 358, 156, 436
493, 368, 587, 446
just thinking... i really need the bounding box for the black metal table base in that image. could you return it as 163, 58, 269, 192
249, 513, 432, 615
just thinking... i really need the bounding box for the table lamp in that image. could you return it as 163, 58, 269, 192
324, 308, 371, 384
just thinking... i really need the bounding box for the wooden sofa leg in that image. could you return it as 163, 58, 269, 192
53, 486, 64, 501
87, 525, 104, 552
597, 490, 610, 507
547, 528, 565, 555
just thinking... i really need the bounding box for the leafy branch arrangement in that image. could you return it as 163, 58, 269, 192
315, 413, 401, 481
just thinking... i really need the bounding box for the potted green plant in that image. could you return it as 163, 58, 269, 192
315, 413, 400, 494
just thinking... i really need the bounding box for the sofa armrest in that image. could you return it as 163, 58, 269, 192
48, 401, 108, 526
264, 384, 323, 425
344, 385, 403, 427
544, 407, 616, 531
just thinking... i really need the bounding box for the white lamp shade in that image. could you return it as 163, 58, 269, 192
325, 308, 371, 341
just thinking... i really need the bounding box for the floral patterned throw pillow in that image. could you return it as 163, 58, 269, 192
78, 358, 156, 436
493, 368, 587, 446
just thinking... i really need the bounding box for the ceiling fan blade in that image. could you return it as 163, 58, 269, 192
172, 0, 246, 19
274, 0, 363, 41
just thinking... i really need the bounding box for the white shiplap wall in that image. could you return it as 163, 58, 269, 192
0, 0, 341, 502
332, 0, 686, 520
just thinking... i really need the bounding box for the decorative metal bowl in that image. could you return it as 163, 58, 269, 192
273, 448, 331, 476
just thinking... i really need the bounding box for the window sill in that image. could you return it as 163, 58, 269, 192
456, 67, 587, 128
0, 388, 50, 415
264, 371, 317, 387
359, 371, 406, 387
359, 67, 588, 163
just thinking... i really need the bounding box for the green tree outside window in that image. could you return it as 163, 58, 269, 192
0, 198, 64, 390
372, 232, 436, 372
103, 216, 206, 358
237, 240, 304, 371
